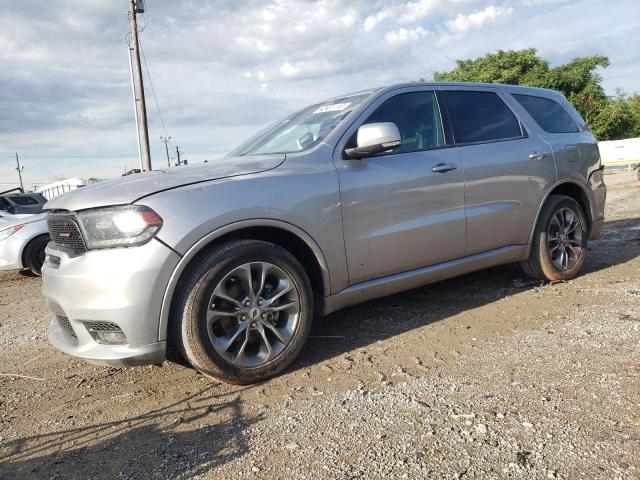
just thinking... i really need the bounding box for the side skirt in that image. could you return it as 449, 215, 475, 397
322, 245, 529, 315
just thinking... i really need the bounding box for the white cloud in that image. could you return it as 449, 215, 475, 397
447, 5, 514, 33
398, 0, 442, 24
364, 0, 448, 31
0, 0, 637, 184
384, 26, 431, 45
279, 59, 338, 79
364, 11, 387, 31
340, 13, 355, 27
280, 62, 299, 77
234, 36, 272, 53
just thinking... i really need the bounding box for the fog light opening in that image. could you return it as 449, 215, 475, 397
84, 322, 127, 345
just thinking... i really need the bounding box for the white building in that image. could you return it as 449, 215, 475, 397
598, 137, 640, 170
35, 178, 87, 200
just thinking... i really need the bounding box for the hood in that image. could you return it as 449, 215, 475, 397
44, 155, 285, 212
0, 212, 46, 228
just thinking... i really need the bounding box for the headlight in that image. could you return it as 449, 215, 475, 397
0, 224, 24, 241
76, 206, 163, 249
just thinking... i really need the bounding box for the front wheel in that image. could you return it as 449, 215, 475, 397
171, 240, 313, 384
24, 235, 49, 276
521, 195, 588, 281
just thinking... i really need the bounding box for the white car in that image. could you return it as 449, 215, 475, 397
0, 212, 49, 275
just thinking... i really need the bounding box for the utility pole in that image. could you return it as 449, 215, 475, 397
128, 0, 152, 171
127, 47, 143, 172
160, 135, 171, 168
176, 146, 181, 166
15, 153, 24, 192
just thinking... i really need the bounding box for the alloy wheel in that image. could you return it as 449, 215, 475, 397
206, 262, 300, 367
547, 207, 583, 271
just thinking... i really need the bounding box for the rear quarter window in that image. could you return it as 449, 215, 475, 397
513, 94, 580, 133
7, 196, 40, 206
440, 90, 524, 144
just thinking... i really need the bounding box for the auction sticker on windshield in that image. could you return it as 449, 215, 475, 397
313, 102, 351, 114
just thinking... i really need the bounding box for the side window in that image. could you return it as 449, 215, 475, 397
441, 90, 523, 144
0, 198, 11, 212
7, 196, 39, 206
513, 94, 580, 133
362, 91, 445, 155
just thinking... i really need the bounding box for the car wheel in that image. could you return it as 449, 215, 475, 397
24, 235, 49, 276
521, 195, 588, 281
171, 239, 313, 384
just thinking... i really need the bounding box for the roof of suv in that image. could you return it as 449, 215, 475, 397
321, 82, 565, 106
383, 81, 563, 97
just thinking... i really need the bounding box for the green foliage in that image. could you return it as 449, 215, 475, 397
433, 48, 549, 86
590, 93, 635, 141
433, 49, 638, 141
627, 93, 640, 137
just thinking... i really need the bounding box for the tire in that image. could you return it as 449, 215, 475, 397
521, 195, 588, 281
171, 240, 313, 384
24, 235, 49, 276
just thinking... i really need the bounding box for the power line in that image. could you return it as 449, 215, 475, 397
139, 38, 172, 148
0, 154, 138, 159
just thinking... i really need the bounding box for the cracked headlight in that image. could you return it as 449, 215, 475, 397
76, 206, 163, 249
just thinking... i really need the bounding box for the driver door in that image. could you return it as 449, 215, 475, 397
335, 88, 466, 285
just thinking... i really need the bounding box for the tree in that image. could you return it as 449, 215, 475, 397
627, 93, 640, 137
433, 48, 549, 87
433, 49, 638, 140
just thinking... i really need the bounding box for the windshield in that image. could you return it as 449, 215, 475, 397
229, 92, 372, 156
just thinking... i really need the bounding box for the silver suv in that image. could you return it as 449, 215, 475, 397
42, 83, 606, 384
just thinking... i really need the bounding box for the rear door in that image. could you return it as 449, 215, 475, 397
438, 88, 556, 255
335, 88, 466, 285
511, 93, 598, 183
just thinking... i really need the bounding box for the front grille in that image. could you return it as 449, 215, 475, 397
84, 321, 121, 332
47, 215, 87, 254
56, 315, 77, 338
84, 321, 126, 344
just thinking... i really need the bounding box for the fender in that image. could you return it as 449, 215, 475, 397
527, 178, 593, 245
157, 218, 331, 341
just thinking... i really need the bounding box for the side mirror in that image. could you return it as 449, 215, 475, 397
344, 122, 401, 160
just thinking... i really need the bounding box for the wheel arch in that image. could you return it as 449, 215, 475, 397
158, 219, 331, 342
528, 179, 593, 244
20, 233, 50, 269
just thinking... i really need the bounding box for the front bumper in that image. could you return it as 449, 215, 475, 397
48, 318, 166, 366
43, 239, 180, 367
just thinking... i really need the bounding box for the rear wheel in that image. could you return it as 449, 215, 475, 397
521, 195, 588, 281
171, 240, 313, 384
24, 235, 49, 276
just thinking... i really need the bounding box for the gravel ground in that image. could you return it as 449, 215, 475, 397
1, 172, 638, 480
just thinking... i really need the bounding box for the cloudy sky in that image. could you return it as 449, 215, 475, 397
0, 0, 638, 189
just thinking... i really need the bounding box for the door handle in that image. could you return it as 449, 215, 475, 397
431, 163, 457, 173
529, 152, 549, 160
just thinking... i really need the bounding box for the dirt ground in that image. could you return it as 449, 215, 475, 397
1, 172, 638, 480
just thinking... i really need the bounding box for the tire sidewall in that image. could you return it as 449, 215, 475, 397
538, 197, 588, 281
25, 236, 49, 276
179, 241, 313, 384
